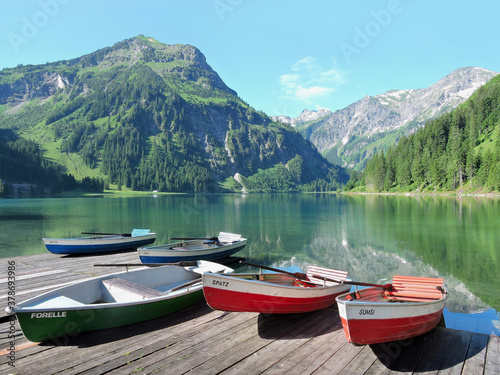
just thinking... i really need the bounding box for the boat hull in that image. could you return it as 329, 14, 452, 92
9, 261, 232, 342
139, 240, 246, 263
15, 290, 202, 343
43, 234, 156, 255
336, 288, 447, 345
203, 273, 350, 314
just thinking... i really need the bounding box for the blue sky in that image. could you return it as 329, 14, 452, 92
1, 0, 499, 117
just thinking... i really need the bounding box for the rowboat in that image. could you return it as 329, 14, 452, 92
335, 275, 448, 345
138, 232, 247, 264
43, 229, 156, 255
203, 264, 351, 314
5, 260, 233, 342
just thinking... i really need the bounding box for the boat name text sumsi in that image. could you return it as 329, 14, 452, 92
359, 309, 376, 315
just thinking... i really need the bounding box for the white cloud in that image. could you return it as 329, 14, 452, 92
295, 85, 334, 101
278, 57, 347, 103
292, 56, 317, 71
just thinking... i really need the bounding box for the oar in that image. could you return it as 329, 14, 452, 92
168, 278, 202, 292
240, 261, 308, 280
94, 261, 199, 268
316, 277, 393, 290
82, 232, 131, 237
170, 237, 218, 242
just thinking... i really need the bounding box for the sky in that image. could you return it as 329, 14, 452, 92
1, 0, 500, 118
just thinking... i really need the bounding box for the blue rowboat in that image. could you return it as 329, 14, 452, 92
43, 229, 156, 255
138, 232, 246, 263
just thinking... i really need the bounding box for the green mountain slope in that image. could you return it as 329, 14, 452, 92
283, 68, 498, 172
0, 36, 348, 193
349, 75, 500, 193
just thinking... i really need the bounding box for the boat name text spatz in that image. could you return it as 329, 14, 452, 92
212, 280, 229, 287
31, 311, 67, 319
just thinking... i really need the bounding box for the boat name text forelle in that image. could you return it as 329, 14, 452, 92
30, 311, 67, 319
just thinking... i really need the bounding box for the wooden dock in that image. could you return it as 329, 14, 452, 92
1, 252, 499, 374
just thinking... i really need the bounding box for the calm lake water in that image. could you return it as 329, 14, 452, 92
1, 193, 498, 336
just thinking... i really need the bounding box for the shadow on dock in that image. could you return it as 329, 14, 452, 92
257, 306, 343, 340
370, 327, 488, 372
38, 300, 212, 348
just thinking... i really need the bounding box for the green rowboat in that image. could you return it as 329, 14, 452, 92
6, 261, 232, 342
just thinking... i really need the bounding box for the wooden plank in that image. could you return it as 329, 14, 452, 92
46, 306, 244, 374
102, 310, 260, 374
102, 277, 166, 299
122, 313, 261, 374
392, 275, 444, 286
4, 302, 220, 374
214, 309, 337, 375
436, 329, 472, 375
413, 327, 454, 374
484, 334, 500, 375
364, 329, 437, 375
63, 310, 227, 374
462, 332, 489, 375
304, 329, 350, 374
0, 269, 66, 283
336, 345, 379, 375
261, 319, 345, 375
1, 311, 498, 375
1, 252, 498, 375
173, 312, 318, 374
312, 338, 365, 373
306, 266, 348, 284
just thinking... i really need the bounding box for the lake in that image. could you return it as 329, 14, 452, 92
1, 193, 498, 336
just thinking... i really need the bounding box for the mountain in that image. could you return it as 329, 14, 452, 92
0, 36, 348, 193
351, 73, 500, 193
274, 67, 498, 170
273, 108, 333, 128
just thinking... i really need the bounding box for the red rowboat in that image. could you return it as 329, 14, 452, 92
335, 275, 448, 345
203, 265, 350, 314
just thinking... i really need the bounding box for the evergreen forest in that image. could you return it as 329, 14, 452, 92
0, 134, 104, 197
347, 75, 500, 193
0, 36, 346, 195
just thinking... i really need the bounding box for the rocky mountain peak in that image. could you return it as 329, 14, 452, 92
0, 36, 346, 193
279, 67, 498, 170
273, 108, 333, 127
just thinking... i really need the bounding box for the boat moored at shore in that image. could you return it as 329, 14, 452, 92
43, 229, 156, 255
203, 265, 351, 314
138, 232, 246, 263
6, 260, 232, 342
336, 275, 448, 345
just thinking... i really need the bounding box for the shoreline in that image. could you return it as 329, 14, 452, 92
342, 190, 500, 198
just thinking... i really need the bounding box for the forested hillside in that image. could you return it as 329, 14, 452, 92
0, 36, 348, 194
279, 67, 497, 171
0, 132, 104, 197
348, 74, 500, 193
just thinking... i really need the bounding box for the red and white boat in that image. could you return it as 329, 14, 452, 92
203, 265, 350, 314
335, 275, 448, 345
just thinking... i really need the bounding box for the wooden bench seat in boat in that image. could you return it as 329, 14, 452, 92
306, 266, 348, 286
102, 278, 165, 302
131, 229, 151, 237
218, 232, 241, 243
385, 275, 444, 302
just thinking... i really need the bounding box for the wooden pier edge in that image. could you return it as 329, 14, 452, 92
1, 252, 499, 374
